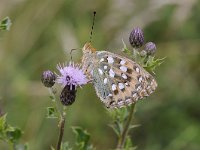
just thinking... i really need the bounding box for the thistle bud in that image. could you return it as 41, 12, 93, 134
41, 70, 56, 87
60, 84, 77, 106
144, 42, 156, 56
129, 27, 144, 48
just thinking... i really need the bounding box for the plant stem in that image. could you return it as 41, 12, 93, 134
48, 88, 61, 116
48, 88, 67, 150
117, 104, 135, 149
56, 107, 67, 150
57, 116, 65, 150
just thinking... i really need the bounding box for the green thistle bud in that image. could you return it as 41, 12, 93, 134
41, 70, 56, 87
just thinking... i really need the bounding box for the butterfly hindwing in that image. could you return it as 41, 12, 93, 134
90, 51, 157, 108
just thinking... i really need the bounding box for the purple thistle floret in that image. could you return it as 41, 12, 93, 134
56, 62, 88, 89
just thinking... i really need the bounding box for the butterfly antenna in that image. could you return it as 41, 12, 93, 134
70, 49, 77, 61
89, 11, 96, 43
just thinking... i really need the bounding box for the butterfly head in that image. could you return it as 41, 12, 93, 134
83, 42, 96, 54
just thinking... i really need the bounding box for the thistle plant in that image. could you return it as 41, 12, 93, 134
41, 63, 92, 150
0, 17, 27, 150
1, 22, 163, 149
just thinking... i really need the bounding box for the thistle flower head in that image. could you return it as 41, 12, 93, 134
41, 70, 56, 87
144, 42, 156, 56
56, 62, 88, 89
129, 27, 144, 48
60, 84, 77, 106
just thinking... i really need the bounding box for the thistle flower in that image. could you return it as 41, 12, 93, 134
41, 70, 56, 87
129, 27, 144, 48
144, 42, 156, 56
56, 62, 88, 89
56, 62, 88, 106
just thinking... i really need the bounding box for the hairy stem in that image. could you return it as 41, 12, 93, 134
48, 88, 67, 150
117, 104, 135, 149
48, 88, 61, 116
56, 106, 67, 150
57, 115, 65, 150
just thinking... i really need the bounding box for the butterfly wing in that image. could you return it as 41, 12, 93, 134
91, 51, 157, 108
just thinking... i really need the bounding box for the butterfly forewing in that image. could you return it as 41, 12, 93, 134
82, 43, 157, 108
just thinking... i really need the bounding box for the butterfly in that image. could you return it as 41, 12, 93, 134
81, 42, 157, 108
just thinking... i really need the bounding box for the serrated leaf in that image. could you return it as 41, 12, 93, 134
109, 107, 129, 123
124, 136, 133, 149
72, 126, 90, 150
14, 143, 29, 150
144, 57, 165, 73
121, 39, 131, 55
0, 114, 7, 132
127, 124, 141, 138
61, 142, 72, 150
0, 17, 11, 31
122, 47, 131, 55
6, 127, 22, 143
46, 107, 58, 119
124, 136, 138, 150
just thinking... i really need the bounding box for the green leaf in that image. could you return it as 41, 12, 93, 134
51, 146, 56, 150
0, 114, 7, 133
49, 95, 54, 100
124, 136, 133, 149
0, 114, 8, 141
108, 106, 134, 138
14, 143, 29, 150
124, 136, 137, 150
109, 107, 129, 123
46, 107, 58, 119
121, 39, 131, 55
6, 127, 22, 143
72, 126, 91, 150
129, 124, 140, 130
144, 57, 166, 74
61, 142, 72, 150
0, 17, 12, 31
86, 145, 95, 150
108, 124, 120, 137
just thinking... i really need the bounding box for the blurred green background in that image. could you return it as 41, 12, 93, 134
0, 0, 200, 149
